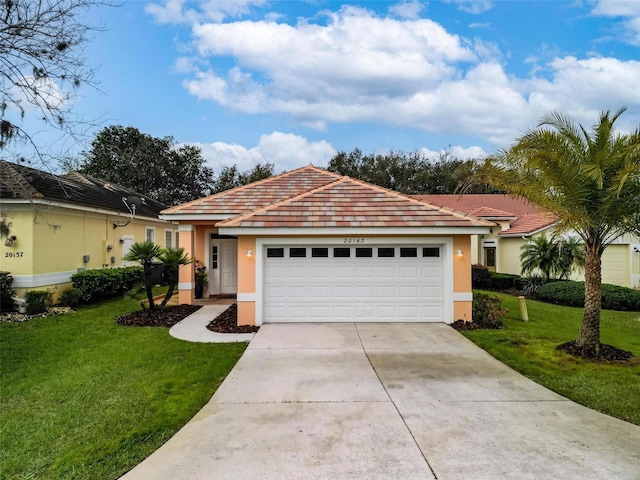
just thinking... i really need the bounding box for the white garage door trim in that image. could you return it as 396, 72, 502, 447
254, 237, 454, 325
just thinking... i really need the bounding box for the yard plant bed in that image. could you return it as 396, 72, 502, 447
451, 318, 501, 331
206, 303, 260, 333
116, 304, 201, 327
556, 340, 635, 363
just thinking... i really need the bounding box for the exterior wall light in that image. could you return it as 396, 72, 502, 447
246, 250, 253, 257
456, 249, 464, 258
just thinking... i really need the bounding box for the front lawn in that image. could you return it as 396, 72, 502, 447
462, 291, 640, 425
0, 296, 246, 480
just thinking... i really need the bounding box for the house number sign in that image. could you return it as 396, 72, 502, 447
4, 252, 24, 258
343, 238, 365, 244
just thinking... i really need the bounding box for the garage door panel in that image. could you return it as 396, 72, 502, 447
376, 285, 397, 297
264, 244, 445, 323
398, 285, 420, 299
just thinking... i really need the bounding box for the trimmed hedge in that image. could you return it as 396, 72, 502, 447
472, 264, 491, 289
488, 272, 521, 291
537, 281, 640, 311
24, 290, 53, 315
71, 267, 144, 303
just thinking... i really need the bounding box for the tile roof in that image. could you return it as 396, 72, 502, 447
219, 177, 494, 229
0, 159, 167, 217
413, 194, 557, 235
161, 165, 342, 216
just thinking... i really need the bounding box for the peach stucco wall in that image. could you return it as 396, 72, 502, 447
178, 226, 195, 305
237, 236, 257, 326
453, 235, 473, 322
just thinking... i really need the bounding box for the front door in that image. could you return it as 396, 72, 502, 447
208, 238, 238, 295
220, 242, 238, 294
484, 247, 496, 272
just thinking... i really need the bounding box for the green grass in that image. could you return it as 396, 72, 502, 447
0, 296, 246, 480
463, 291, 640, 425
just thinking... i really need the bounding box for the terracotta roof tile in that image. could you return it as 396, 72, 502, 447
500, 213, 558, 236
161, 165, 341, 216
414, 194, 558, 235
219, 177, 494, 229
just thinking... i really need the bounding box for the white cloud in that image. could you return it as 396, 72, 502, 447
591, 0, 640, 44
145, 0, 266, 24
444, 0, 494, 15
419, 145, 488, 160
389, 0, 425, 20
185, 132, 337, 172
164, 4, 639, 149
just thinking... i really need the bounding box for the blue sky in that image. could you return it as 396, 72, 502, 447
14, 1, 640, 173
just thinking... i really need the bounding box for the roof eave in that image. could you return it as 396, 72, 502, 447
499, 222, 559, 237
219, 226, 493, 236
159, 213, 236, 221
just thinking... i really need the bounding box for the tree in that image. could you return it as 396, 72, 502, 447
327, 149, 499, 194
79, 126, 215, 205
473, 108, 640, 357
123, 241, 162, 313
211, 162, 275, 193
1, 0, 106, 159
520, 235, 585, 281
158, 247, 191, 309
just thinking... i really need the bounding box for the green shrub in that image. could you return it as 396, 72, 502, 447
71, 267, 144, 303
0, 272, 16, 313
59, 288, 83, 308
537, 281, 640, 311
472, 264, 491, 288
24, 290, 53, 315
472, 292, 507, 327
488, 272, 521, 291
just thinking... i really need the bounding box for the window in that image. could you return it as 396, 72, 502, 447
422, 247, 440, 257
165, 230, 172, 248
175, 231, 179, 248
312, 247, 329, 258
289, 247, 306, 258
211, 246, 218, 269
146, 227, 155, 243
377, 247, 395, 258
400, 247, 418, 257
267, 248, 285, 258
355, 247, 372, 258
333, 247, 350, 258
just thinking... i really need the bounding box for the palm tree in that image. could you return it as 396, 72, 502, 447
474, 108, 640, 356
123, 241, 162, 312
158, 247, 191, 309
520, 235, 559, 281
520, 235, 586, 281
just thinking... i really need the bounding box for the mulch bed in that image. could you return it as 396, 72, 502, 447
116, 305, 201, 328
206, 303, 260, 333
556, 340, 636, 363
450, 319, 502, 331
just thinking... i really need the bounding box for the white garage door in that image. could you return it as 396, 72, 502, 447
264, 244, 444, 322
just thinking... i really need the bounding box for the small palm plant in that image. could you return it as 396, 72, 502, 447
158, 247, 191, 308
123, 241, 162, 312
520, 235, 586, 281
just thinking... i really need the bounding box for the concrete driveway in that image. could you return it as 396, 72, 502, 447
121, 323, 640, 480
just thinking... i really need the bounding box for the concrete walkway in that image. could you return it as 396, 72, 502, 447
169, 305, 255, 343
122, 323, 640, 480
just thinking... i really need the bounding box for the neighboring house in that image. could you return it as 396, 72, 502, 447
416, 194, 640, 289
160, 166, 493, 326
0, 160, 177, 299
